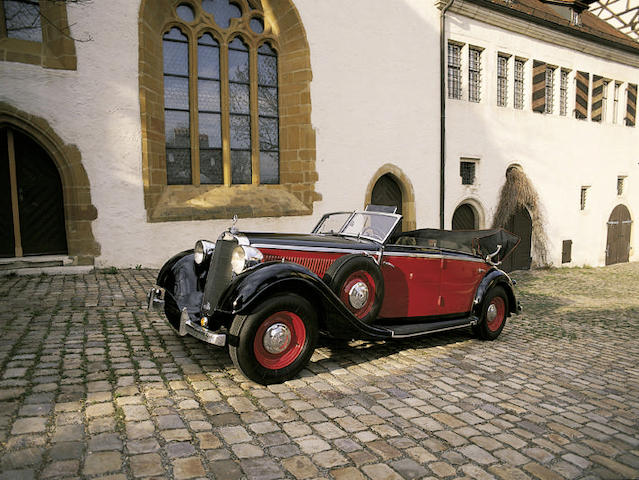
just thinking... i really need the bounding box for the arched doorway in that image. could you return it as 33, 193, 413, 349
501, 206, 532, 272
371, 174, 403, 217
452, 203, 477, 230
0, 127, 67, 257
606, 204, 632, 265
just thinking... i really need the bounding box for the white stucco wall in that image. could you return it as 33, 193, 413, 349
445, 12, 639, 267
1, 0, 637, 268
1, 0, 441, 268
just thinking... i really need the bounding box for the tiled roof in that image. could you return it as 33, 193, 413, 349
467, 0, 639, 53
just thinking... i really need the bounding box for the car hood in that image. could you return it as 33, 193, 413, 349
241, 232, 380, 252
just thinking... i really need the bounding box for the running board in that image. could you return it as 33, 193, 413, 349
379, 316, 478, 338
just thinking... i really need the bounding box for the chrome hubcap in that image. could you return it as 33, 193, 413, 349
262, 323, 291, 354
348, 281, 369, 309
487, 303, 498, 322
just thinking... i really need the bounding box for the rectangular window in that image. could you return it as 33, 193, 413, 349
560, 69, 569, 116
497, 54, 508, 107
617, 176, 625, 195
2, 0, 42, 42
469, 47, 481, 103
460, 160, 476, 185
514, 58, 525, 110
544, 67, 555, 114
580, 186, 588, 210
613, 82, 620, 124
447, 43, 462, 100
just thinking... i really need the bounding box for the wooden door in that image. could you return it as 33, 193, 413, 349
371, 174, 402, 216
452, 204, 476, 230
606, 204, 632, 265
501, 207, 532, 272
0, 127, 67, 257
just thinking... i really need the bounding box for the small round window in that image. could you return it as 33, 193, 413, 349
176, 3, 195, 22
250, 16, 264, 34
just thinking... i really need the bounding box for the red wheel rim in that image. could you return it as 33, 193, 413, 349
253, 311, 306, 369
340, 270, 375, 319
486, 297, 506, 332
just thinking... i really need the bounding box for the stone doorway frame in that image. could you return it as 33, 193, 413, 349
0, 102, 99, 265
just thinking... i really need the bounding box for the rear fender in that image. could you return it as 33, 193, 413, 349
218, 262, 392, 340
472, 268, 518, 318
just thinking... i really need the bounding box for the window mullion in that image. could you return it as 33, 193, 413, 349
189, 31, 201, 186
249, 45, 259, 185
220, 41, 231, 187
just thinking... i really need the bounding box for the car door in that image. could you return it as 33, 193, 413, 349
379, 245, 442, 319
439, 251, 487, 315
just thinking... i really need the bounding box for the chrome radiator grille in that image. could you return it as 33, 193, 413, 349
201, 237, 236, 316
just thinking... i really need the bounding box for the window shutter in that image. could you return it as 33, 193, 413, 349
626, 83, 637, 127
532, 60, 546, 113
575, 71, 589, 119
591, 75, 603, 122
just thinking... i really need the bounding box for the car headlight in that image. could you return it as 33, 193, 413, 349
231, 246, 264, 274
194, 240, 215, 265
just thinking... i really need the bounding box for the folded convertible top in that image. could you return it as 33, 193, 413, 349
395, 228, 520, 264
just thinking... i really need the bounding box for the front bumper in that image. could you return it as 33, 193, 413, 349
147, 287, 226, 347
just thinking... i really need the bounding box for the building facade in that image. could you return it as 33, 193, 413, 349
0, 0, 637, 269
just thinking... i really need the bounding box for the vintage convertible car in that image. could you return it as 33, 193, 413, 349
148, 207, 521, 384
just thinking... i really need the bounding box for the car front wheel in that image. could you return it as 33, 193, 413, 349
229, 294, 318, 385
476, 286, 508, 340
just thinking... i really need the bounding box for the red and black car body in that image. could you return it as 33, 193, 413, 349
148, 208, 521, 384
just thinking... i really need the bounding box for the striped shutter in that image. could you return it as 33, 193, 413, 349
575, 71, 589, 119
626, 83, 637, 127
532, 60, 546, 113
591, 75, 603, 122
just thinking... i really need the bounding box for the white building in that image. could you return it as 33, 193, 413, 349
0, 0, 637, 270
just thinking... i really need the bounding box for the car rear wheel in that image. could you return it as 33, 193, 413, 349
476, 286, 508, 340
323, 254, 384, 324
229, 294, 318, 385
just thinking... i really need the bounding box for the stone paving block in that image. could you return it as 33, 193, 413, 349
130, 452, 164, 477
282, 455, 318, 479
83, 451, 122, 476
11, 417, 47, 435
362, 463, 404, 480
40, 459, 79, 478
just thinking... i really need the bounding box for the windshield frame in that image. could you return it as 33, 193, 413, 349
312, 211, 403, 244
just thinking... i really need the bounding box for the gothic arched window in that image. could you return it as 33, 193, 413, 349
162, 1, 279, 186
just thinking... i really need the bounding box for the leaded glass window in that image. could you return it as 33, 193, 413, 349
448, 43, 461, 100
469, 48, 481, 103
497, 55, 508, 107
560, 69, 569, 116
162, 0, 279, 186
514, 59, 525, 110
544, 67, 555, 114
2, 0, 42, 42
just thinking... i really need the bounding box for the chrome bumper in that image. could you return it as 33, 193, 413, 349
147, 287, 226, 347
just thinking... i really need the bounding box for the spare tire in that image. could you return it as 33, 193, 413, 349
324, 254, 384, 324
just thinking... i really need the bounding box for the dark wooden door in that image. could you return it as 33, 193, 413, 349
371, 174, 402, 216
0, 127, 67, 257
0, 130, 15, 257
501, 207, 532, 272
606, 204, 632, 265
452, 204, 476, 230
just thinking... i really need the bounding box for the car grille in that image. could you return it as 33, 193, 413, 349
201, 236, 236, 316
262, 254, 335, 278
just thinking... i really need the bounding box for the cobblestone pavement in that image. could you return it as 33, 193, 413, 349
1, 263, 638, 480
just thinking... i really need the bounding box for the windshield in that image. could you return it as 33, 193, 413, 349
313, 211, 402, 243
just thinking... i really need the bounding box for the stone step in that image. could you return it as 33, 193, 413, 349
0, 255, 93, 276
0, 265, 94, 276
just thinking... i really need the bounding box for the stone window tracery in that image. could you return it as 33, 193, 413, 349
161, 1, 279, 187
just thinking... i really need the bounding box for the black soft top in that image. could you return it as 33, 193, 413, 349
393, 228, 520, 263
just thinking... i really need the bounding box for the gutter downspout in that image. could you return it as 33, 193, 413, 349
440, 0, 454, 229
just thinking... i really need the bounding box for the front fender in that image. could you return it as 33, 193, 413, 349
218, 262, 392, 340
472, 268, 518, 318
